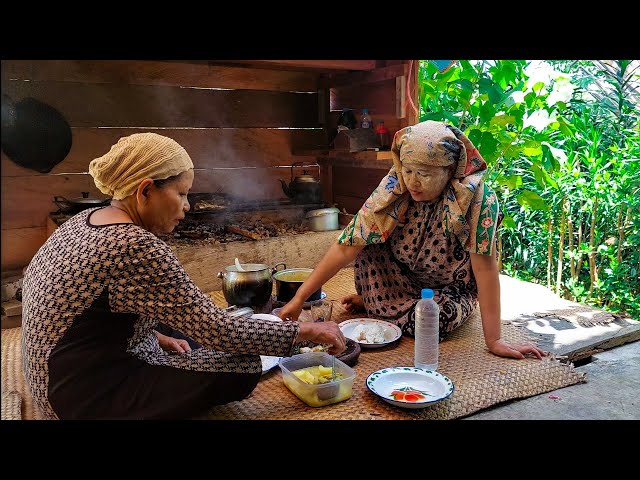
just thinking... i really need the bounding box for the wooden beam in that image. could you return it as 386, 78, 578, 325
3, 60, 319, 92
220, 60, 377, 71
328, 64, 408, 88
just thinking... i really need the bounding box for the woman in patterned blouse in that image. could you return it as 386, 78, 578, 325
279, 121, 545, 361
21, 133, 346, 420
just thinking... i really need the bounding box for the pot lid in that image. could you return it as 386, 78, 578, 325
293, 171, 319, 183
305, 207, 339, 218
73, 198, 108, 204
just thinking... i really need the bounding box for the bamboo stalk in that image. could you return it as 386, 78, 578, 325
588, 197, 599, 297
547, 215, 553, 289
556, 197, 567, 296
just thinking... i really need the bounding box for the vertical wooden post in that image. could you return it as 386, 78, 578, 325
321, 160, 333, 206
318, 74, 332, 206
396, 75, 406, 120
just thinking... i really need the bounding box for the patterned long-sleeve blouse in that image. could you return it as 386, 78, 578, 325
21, 208, 299, 419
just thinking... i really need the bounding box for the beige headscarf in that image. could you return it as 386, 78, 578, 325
338, 120, 492, 252
89, 133, 194, 200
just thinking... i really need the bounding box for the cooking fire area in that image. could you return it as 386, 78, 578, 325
162, 193, 320, 245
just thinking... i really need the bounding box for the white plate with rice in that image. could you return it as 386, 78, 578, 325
338, 318, 402, 349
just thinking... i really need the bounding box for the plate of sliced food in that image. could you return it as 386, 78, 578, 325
338, 318, 402, 349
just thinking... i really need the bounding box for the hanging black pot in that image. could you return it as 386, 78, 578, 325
1, 95, 72, 173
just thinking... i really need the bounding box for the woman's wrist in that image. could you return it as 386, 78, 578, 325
295, 322, 313, 343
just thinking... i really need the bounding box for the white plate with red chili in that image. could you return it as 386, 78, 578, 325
366, 367, 454, 409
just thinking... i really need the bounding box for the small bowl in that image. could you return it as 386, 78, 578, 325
279, 352, 355, 407
336, 338, 361, 367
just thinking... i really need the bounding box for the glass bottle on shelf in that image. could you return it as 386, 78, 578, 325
375, 121, 390, 150
360, 108, 372, 129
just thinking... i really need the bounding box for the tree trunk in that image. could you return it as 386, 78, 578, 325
568, 203, 575, 284
588, 197, 599, 298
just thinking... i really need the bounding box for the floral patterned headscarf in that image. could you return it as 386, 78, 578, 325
338, 120, 494, 253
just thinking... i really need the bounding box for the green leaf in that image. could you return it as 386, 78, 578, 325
531, 163, 546, 187
479, 102, 496, 123
498, 174, 523, 191
478, 77, 493, 95
490, 114, 516, 126
523, 140, 543, 156
460, 79, 474, 93
524, 92, 537, 109
541, 144, 561, 172
468, 128, 483, 147
517, 190, 549, 211
488, 84, 504, 104
556, 116, 575, 137
501, 215, 516, 229
532, 81, 545, 94
481, 131, 498, 156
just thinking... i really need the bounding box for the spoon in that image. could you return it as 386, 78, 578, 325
317, 355, 339, 401
331, 354, 336, 382
234, 257, 245, 272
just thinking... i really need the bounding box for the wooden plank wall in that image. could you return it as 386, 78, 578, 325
328, 60, 418, 214
1, 60, 326, 270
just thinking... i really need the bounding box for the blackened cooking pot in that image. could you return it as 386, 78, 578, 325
217, 262, 286, 307
54, 192, 110, 214
273, 268, 322, 303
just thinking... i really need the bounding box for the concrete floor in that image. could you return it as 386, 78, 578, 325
465, 339, 639, 420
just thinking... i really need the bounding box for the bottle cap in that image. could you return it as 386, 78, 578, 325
362, 108, 369, 114
421, 288, 434, 299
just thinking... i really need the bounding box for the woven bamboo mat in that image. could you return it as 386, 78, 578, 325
1, 268, 586, 420
1, 327, 46, 420
1, 391, 22, 420
204, 268, 586, 420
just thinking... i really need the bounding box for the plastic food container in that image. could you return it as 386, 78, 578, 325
278, 352, 355, 407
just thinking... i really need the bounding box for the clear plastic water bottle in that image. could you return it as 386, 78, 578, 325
360, 108, 372, 129
414, 288, 439, 370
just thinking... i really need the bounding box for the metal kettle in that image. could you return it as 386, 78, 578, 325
279, 162, 322, 204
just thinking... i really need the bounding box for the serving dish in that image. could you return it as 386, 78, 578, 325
366, 367, 454, 409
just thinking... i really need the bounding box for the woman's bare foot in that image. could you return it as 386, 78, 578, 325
341, 294, 365, 313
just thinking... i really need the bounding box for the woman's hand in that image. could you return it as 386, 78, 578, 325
296, 321, 347, 355
155, 331, 191, 353
277, 298, 305, 321
487, 338, 547, 360
341, 294, 365, 313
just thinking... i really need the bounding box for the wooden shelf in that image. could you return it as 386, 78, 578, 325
293, 149, 392, 161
